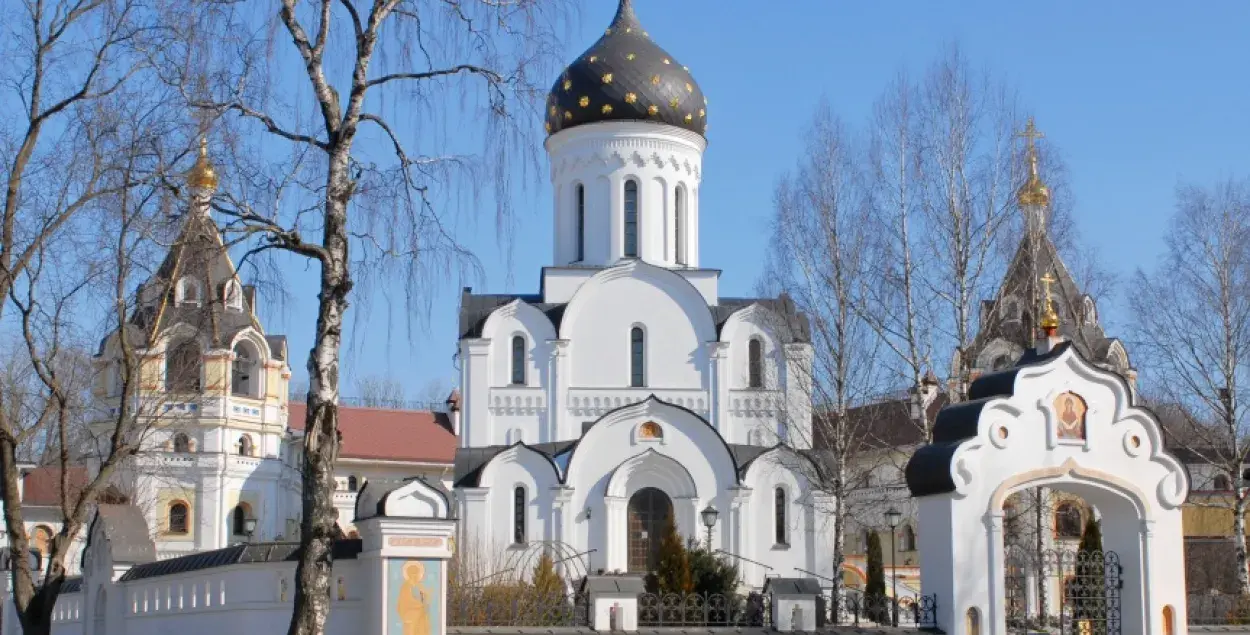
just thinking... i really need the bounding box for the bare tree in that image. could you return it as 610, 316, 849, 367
912, 46, 1019, 399
860, 73, 938, 442
354, 374, 406, 408
0, 0, 183, 631
175, 2, 570, 632
1131, 177, 1250, 596
762, 101, 887, 608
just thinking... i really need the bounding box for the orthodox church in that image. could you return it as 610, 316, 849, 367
451, 0, 833, 586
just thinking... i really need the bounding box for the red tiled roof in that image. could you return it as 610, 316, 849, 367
22, 466, 88, 507
287, 403, 456, 464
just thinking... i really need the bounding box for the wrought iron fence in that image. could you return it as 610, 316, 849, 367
1188, 593, 1250, 625
637, 592, 771, 627
447, 587, 589, 627
824, 592, 939, 629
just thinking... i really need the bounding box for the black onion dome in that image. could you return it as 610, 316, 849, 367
545, 0, 707, 137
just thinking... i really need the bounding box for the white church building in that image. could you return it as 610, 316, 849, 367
451, 0, 834, 586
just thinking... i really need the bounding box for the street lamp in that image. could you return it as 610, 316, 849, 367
244, 515, 258, 543
700, 504, 719, 549
884, 507, 902, 627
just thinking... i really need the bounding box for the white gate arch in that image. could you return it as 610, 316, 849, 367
906, 340, 1190, 634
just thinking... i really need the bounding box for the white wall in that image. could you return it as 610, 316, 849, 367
546, 122, 704, 269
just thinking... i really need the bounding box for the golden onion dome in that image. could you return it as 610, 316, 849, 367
1016, 118, 1049, 208
187, 137, 218, 192
1017, 153, 1050, 208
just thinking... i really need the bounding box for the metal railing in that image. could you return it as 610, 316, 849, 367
637, 592, 771, 627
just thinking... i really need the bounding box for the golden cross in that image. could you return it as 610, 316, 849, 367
1016, 117, 1045, 151
1040, 272, 1056, 300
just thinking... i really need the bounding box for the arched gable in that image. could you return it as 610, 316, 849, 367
719, 303, 782, 343
605, 449, 697, 498
477, 442, 563, 487
741, 446, 817, 494
564, 396, 738, 487
559, 259, 716, 342
481, 299, 558, 342
355, 477, 452, 521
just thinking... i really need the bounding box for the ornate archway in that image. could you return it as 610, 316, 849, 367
906, 342, 1189, 634
627, 487, 673, 573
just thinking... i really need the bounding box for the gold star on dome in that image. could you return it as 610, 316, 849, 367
602, 73, 613, 84
685, 82, 693, 93
564, 111, 572, 120
562, 79, 571, 91
589, 55, 598, 63
699, 108, 706, 117
684, 113, 693, 123
647, 104, 659, 116
683, 66, 690, 72
669, 97, 680, 109
626, 53, 637, 61
624, 92, 637, 104
625, 27, 632, 33
704, 96, 709, 105
602, 104, 614, 114
663, 59, 671, 65
651, 75, 661, 85
549, 105, 557, 116
544, 122, 551, 133
579, 96, 590, 107
643, 31, 649, 37
605, 28, 612, 35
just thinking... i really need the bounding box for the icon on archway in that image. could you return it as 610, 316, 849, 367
1055, 391, 1087, 441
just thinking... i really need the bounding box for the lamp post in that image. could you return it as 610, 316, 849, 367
884, 507, 902, 627
244, 516, 258, 543
701, 504, 719, 550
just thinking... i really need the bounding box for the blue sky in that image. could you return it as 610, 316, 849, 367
258, 1, 1250, 399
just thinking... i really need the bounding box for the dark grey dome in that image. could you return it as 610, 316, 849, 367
545, 0, 707, 137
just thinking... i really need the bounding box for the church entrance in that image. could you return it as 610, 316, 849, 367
628, 487, 673, 573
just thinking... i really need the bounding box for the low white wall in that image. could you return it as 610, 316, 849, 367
44, 558, 364, 635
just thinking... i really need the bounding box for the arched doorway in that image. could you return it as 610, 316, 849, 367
627, 487, 672, 573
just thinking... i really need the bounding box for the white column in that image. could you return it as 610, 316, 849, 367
549, 340, 570, 441
605, 496, 627, 573
783, 343, 813, 449
460, 339, 492, 448
608, 175, 623, 262
731, 487, 753, 583
689, 185, 700, 267
986, 512, 1006, 635
707, 342, 731, 437
551, 486, 574, 545
459, 488, 490, 551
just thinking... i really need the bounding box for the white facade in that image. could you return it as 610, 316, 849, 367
456, 19, 826, 584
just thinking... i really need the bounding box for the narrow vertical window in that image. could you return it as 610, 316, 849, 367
624, 180, 639, 258
630, 327, 645, 387
511, 335, 526, 385
774, 487, 788, 545
513, 486, 526, 544
675, 188, 686, 265
748, 338, 763, 388
576, 184, 586, 262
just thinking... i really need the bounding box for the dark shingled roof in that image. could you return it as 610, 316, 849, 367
119, 540, 363, 582
763, 577, 822, 595
458, 288, 810, 344
89, 505, 157, 565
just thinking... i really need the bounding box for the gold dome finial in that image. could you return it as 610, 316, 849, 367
187, 136, 218, 192
1016, 118, 1049, 208
1039, 271, 1060, 336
